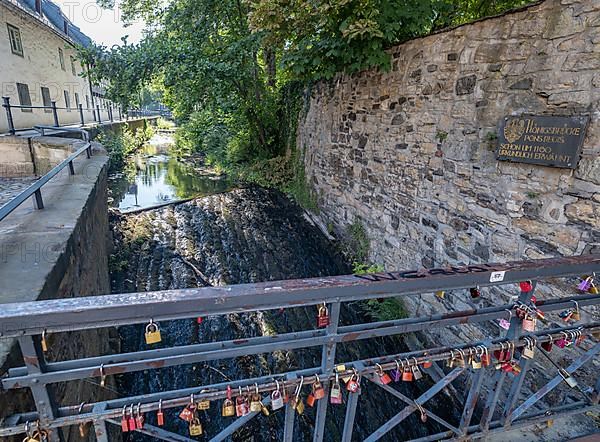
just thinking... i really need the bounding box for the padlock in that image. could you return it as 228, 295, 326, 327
541, 337, 553, 352
560, 309, 574, 322
422, 355, 432, 369
79, 422, 88, 438
471, 354, 482, 370
589, 283, 599, 295
336, 365, 352, 384
571, 301, 581, 321
222, 399, 235, 417
260, 401, 270, 416
577, 276, 592, 292
346, 373, 360, 392
121, 406, 130, 432
402, 366, 413, 382
144, 320, 162, 345
559, 369, 578, 388
555, 338, 567, 349
157, 400, 165, 426
470, 286, 481, 299
411, 363, 423, 380
250, 393, 262, 413
522, 342, 535, 360
455, 351, 466, 367
317, 304, 330, 328
222, 386, 235, 416
179, 395, 196, 422
481, 347, 491, 367
293, 376, 305, 414
236, 392, 250, 417
435, 290, 445, 299
511, 362, 522, 375
197, 399, 210, 411
376, 363, 392, 385
189, 417, 203, 436
306, 393, 316, 407
330, 375, 343, 404
313, 378, 325, 400
390, 361, 402, 382
271, 386, 284, 410
41, 330, 48, 353
520, 280, 533, 292
128, 405, 137, 432
135, 403, 145, 429
522, 314, 536, 332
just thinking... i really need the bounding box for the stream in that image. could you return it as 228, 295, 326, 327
108, 135, 459, 441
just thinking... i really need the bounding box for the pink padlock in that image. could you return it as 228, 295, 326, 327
522, 315, 536, 332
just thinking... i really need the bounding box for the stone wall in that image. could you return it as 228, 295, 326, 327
299, 0, 600, 343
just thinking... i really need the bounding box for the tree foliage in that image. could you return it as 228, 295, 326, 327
83, 0, 534, 178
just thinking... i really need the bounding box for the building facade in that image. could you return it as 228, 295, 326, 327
0, 0, 113, 133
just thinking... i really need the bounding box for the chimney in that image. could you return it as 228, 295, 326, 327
35, 0, 42, 15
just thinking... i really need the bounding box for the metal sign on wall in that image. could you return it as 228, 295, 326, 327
496, 115, 589, 169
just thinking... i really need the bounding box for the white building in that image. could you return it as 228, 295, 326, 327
0, 0, 115, 133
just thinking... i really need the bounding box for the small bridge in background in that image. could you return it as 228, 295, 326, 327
0, 255, 599, 441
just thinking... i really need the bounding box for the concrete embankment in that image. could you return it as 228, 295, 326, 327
0, 137, 117, 440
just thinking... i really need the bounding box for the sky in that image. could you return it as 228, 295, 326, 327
53, 0, 145, 47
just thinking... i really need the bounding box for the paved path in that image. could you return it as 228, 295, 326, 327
0, 177, 37, 209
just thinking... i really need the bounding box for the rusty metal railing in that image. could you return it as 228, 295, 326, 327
1, 255, 599, 441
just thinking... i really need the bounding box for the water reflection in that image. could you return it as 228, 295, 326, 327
109, 137, 233, 211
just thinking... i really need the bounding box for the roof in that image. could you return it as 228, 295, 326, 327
10, 0, 93, 47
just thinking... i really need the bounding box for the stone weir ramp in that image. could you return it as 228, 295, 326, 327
0, 135, 115, 440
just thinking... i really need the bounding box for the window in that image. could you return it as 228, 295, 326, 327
64, 90, 71, 111
58, 48, 65, 70
70, 56, 76, 75
7, 24, 23, 56
41, 87, 52, 113
16, 83, 32, 112
85, 95, 90, 109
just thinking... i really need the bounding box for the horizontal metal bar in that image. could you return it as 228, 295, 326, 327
4, 298, 597, 389
0, 141, 91, 222
107, 419, 195, 442
1, 255, 599, 338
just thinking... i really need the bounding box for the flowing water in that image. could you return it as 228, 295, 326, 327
108, 138, 459, 441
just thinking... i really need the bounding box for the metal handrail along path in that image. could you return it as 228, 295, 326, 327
0, 127, 92, 222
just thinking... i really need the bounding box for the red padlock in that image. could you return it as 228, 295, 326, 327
402, 366, 413, 382
121, 406, 130, 433
313, 377, 326, 400
376, 363, 392, 385
470, 286, 481, 299
157, 400, 165, 426
346, 373, 360, 393
179, 395, 196, 422
541, 335, 553, 352
520, 281, 533, 292
196, 317, 203, 324
135, 403, 145, 429
127, 405, 137, 432
306, 393, 316, 407
317, 304, 330, 328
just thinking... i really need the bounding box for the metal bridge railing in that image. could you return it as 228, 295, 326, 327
0, 128, 93, 223
0, 255, 599, 441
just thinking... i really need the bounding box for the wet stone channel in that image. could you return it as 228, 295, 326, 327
108, 141, 459, 441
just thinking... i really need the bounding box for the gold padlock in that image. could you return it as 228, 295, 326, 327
294, 397, 305, 415
250, 394, 262, 412
189, 417, 203, 436
222, 398, 235, 417
260, 401, 270, 416
435, 290, 445, 299
144, 320, 162, 345
197, 399, 210, 411
522, 338, 535, 359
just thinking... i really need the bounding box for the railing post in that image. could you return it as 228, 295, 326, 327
118, 107, 122, 121
3, 96, 15, 135
109, 106, 113, 122
51, 101, 59, 127
33, 189, 44, 209
78, 104, 84, 126
96, 105, 102, 123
